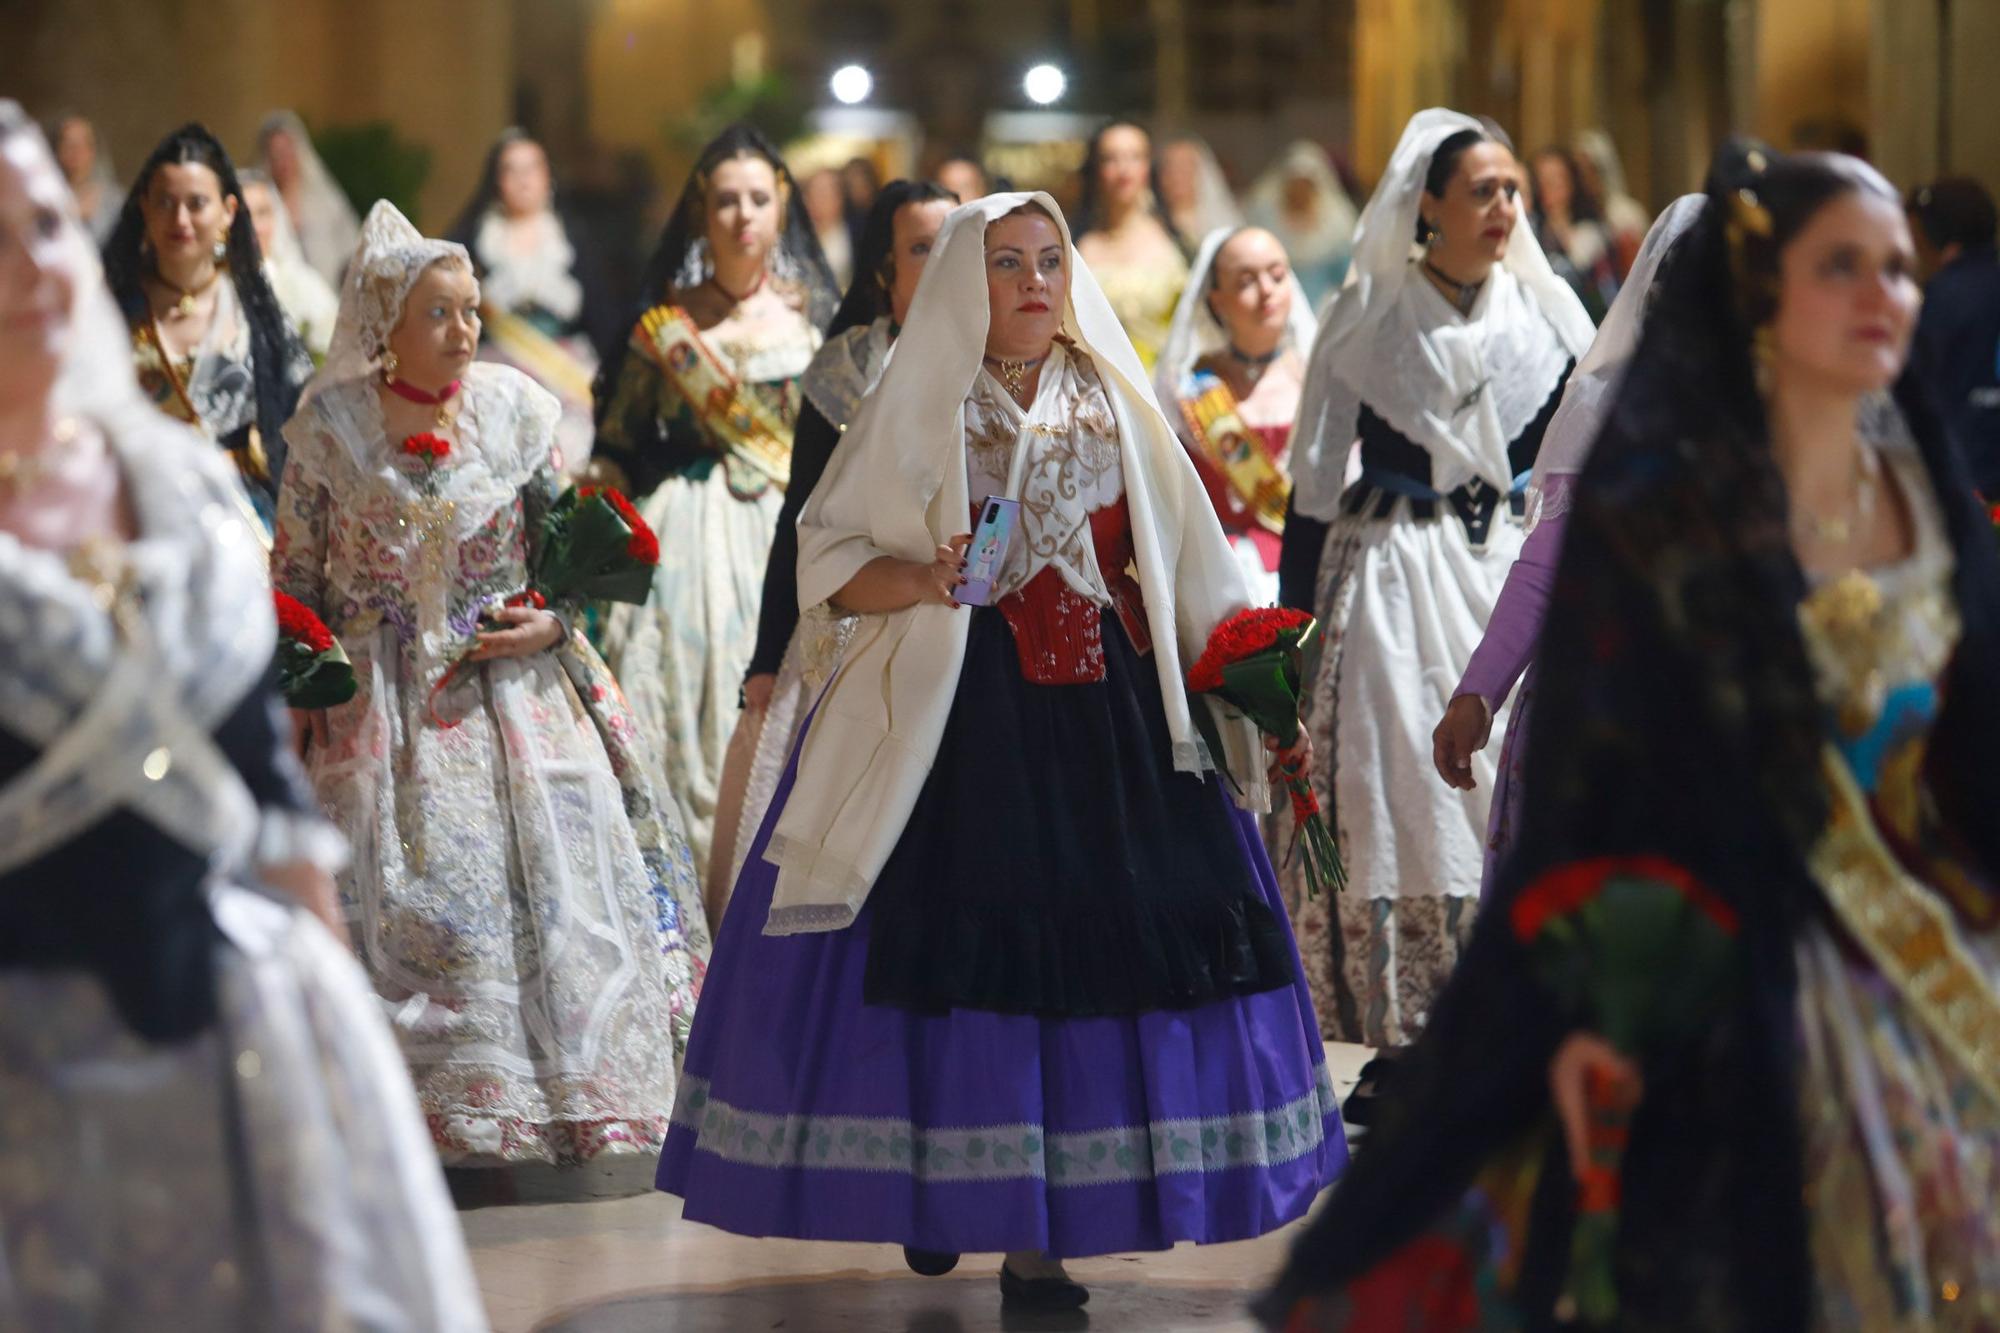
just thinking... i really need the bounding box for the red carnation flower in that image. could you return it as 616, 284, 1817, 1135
402, 432, 451, 462
274, 590, 334, 654
581, 485, 660, 565
1185, 606, 1313, 692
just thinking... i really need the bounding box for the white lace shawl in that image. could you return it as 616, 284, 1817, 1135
472, 209, 584, 324
1291, 109, 1596, 519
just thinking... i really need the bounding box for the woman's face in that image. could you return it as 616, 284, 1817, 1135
1095, 125, 1152, 211
705, 153, 782, 269
1208, 227, 1293, 349
387, 260, 480, 390
936, 159, 986, 205
887, 198, 953, 326
1422, 141, 1522, 269
1158, 140, 1202, 213
1769, 189, 1921, 396
1532, 153, 1574, 217
242, 180, 281, 260
496, 139, 552, 219
264, 130, 300, 189
802, 170, 845, 231
54, 119, 95, 186
0, 133, 86, 409
983, 209, 1067, 359
140, 160, 238, 269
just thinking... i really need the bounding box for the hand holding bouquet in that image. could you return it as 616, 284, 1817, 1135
1185, 607, 1345, 896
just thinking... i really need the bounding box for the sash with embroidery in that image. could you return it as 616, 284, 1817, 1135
1810, 748, 2000, 1108
1178, 369, 1289, 535
131, 320, 276, 547
482, 304, 595, 405
633, 304, 793, 497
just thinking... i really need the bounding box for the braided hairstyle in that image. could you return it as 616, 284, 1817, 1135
103, 122, 306, 452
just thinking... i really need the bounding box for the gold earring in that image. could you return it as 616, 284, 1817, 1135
382, 349, 400, 381
1751, 325, 1775, 397
212, 237, 228, 265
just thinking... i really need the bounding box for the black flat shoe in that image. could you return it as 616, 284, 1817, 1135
1000, 1261, 1090, 1310
904, 1246, 960, 1277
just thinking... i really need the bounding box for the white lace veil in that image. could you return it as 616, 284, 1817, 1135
1152, 225, 1318, 411
304, 200, 471, 406
258, 111, 363, 286
238, 166, 308, 268
1525, 193, 1704, 526
1246, 141, 1358, 272
1164, 136, 1244, 240
1290, 109, 1597, 520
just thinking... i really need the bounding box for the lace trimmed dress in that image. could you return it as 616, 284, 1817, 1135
273, 362, 708, 1164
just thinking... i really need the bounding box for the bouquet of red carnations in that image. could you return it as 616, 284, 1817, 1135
273, 590, 357, 709
1509, 854, 1740, 1326
531, 483, 660, 606
1185, 606, 1345, 896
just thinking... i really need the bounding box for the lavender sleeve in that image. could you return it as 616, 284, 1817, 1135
1454, 483, 1573, 708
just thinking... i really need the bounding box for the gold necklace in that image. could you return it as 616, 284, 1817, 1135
0, 418, 79, 499
155, 264, 223, 318
1791, 440, 1880, 547
983, 352, 1048, 405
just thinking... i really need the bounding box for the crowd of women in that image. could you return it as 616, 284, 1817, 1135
5, 91, 1998, 1331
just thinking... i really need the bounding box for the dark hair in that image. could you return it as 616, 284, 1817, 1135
103, 122, 305, 453
825, 179, 959, 337
593, 123, 837, 425
1906, 176, 1998, 253
1075, 118, 1180, 244
1577, 139, 1910, 841
1414, 127, 1491, 244
1530, 145, 1602, 222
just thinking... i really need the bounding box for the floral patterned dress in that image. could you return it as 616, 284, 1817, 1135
273, 362, 709, 1164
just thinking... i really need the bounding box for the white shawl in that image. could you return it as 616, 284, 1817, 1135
765, 191, 1269, 935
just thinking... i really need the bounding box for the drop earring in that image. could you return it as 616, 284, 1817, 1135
382, 349, 400, 381
212, 236, 228, 265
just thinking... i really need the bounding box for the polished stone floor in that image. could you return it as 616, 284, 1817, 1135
459, 1043, 1370, 1333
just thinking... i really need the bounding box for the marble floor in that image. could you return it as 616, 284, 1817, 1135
459, 1043, 1371, 1333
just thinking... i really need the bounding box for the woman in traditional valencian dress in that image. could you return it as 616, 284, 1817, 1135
591, 123, 836, 885
449, 128, 619, 474
711, 179, 957, 921
662, 193, 1343, 1312
1074, 120, 1188, 371
1260, 143, 2000, 1333
272, 201, 707, 1166
1278, 111, 1592, 1059
1154, 225, 1318, 607
0, 103, 485, 1331
102, 123, 313, 536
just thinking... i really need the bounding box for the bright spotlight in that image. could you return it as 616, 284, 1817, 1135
1023, 63, 1066, 106
830, 64, 873, 105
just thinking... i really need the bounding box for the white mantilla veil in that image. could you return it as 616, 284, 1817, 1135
259, 111, 363, 287
1291, 109, 1596, 521
1152, 224, 1319, 411
305, 200, 471, 405
1525, 194, 1704, 527
766, 191, 1268, 935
